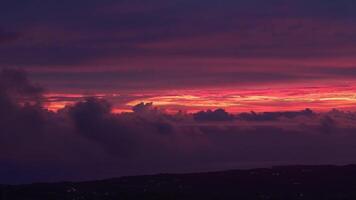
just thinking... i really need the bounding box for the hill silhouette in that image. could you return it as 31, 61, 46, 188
2, 165, 356, 200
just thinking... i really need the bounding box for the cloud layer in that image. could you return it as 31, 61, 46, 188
2, 70, 356, 184
2, 0, 356, 93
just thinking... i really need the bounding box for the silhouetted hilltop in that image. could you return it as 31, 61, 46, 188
3, 165, 356, 200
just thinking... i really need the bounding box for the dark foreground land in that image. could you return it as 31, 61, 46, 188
2, 165, 356, 200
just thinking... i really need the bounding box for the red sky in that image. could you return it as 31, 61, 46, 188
2, 0, 356, 112
4, 0, 356, 184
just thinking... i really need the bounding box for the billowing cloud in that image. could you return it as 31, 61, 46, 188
194, 109, 234, 122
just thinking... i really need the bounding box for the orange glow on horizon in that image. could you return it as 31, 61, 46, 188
42, 85, 356, 113
126, 85, 356, 113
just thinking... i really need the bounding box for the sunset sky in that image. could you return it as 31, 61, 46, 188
2, 0, 356, 112
4, 0, 356, 184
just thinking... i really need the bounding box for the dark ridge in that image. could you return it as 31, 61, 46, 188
2, 165, 356, 200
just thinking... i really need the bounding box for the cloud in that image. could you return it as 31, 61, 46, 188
0, 69, 42, 98
237, 109, 315, 121
68, 98, 141, 156
132, 102, 157, 113
2, 69, 356, 184
2, 0, 356, 96
194, 109, 234, 122
2, 1, 356, 64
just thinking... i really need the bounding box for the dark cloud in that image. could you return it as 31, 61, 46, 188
132, 102, 156, 113
194, 109, 234, 122
2, 72, 356, 184
30, 70, 301, 92
0, 69, 43, 115
313, 67, 356, 78
1, 0, 356, 93
0, 69, 42, 98
237, 109, 315, 121
2, 0, 356, 65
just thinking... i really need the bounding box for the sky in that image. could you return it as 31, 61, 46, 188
1, 0, 356, 112
2, 1, 356, 184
